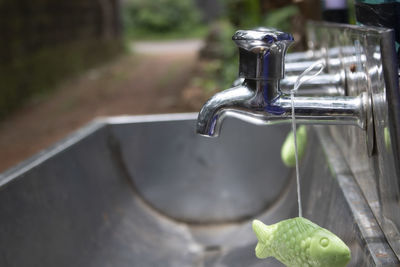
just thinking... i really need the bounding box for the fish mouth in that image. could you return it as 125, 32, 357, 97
340, 240, 351, 264
342, 249, 351, 264
334, 248, 351, 267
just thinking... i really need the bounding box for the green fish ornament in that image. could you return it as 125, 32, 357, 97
281, 125, 307, 167
252, 217, 351, 267
384, 127, 392, 151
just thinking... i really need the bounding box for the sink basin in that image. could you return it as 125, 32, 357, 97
0, 113, 397, 266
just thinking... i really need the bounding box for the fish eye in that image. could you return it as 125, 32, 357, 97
320, 237, 329, 247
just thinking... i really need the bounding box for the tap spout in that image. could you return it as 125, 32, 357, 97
196, 84, 256, 137
196, 82, 367, 137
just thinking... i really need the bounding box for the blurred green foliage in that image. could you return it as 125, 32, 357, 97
123, 0, 206, 39
263, 5, 299, 33
223, 0, 262, 27
193, 20, 238, 92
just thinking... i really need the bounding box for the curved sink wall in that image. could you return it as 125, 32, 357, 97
0, 114, 397, 266
110, 116, 291, 223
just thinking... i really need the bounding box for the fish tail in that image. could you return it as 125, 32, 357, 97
252, 220, 273, 259
255, 241, 270, 259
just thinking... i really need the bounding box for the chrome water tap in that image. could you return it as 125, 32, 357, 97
196, 28, 370, 138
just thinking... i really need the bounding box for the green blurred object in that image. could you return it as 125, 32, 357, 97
123, 0, 204, 39
348, 0, 357, 24
281, 125, 308, 167
384, 126, 392, 151
263, 5, 299, 33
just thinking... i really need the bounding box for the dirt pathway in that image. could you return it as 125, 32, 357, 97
132, 39, 204, 54
0, 46, 200, 173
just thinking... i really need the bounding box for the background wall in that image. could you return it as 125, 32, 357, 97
0, 0, 122, 119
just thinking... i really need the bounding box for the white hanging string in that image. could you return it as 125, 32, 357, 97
290, 60, 325, 218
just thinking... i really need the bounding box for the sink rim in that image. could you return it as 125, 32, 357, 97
0, 113, 199, 187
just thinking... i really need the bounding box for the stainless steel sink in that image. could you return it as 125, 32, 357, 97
0, 113, 397, 266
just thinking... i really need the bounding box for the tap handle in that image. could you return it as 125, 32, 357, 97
233, 28, 294, 80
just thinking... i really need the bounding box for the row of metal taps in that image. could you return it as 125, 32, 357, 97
196, 28, 370, 139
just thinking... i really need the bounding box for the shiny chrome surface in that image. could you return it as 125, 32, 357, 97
285, 51, 367, 82
233, 73, 345, 96
0, 114, 398, 266
304, 22, 400, 259
196, 81, 366, 137
233, 29, 293, 83
197, 28, 370, 139
285, 46, 356, 63
280, 73, 345, 95
285, 60, 339, 74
